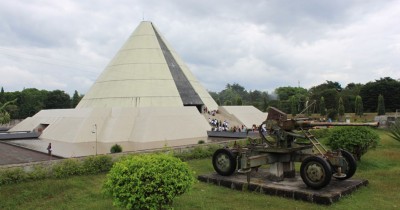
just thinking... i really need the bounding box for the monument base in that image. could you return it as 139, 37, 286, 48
198, 169, 368, 205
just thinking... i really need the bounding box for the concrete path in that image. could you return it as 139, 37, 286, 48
0, 141, 60, 165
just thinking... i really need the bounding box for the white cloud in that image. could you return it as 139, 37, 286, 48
0, 0, 399, 95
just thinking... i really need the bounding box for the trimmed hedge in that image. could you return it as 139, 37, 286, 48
0, 155, 113, 186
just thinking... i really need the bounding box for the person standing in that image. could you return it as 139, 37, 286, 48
47, 143, 52, 156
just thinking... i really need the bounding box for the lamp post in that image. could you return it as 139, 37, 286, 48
92, 124, 97, 155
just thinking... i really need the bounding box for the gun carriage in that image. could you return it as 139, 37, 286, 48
212, 107, 377, 189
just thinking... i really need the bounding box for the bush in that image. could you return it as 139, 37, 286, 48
103, 153, 194, 210
82, 155, 113, 174
173, 144, 221, 161
309, 128, 332, 138
0, 168, 27, 185
327, 127, 379, 161
27, 165, 49, 180
110, 144, 122, 153
52, 159, 83, 178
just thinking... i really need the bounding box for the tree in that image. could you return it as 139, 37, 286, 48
290, 96, 297, 116
359, 77, 400, 112
354, 95, 363, 117
0, 87, 5, 104
45, 90, 71, 109
236, 97, 242, 105
377, 94, 385, 115
0, 99, 17, 124
338, 97, 345, 121
319, 96, 326, 116
71, 90, 82, 108
17, 88, 47, 118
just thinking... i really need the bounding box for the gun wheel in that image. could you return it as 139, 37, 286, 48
212, 148, 237, 176
333, 149, 357, 180
300, 156, 332, 189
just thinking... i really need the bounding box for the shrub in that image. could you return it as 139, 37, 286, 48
173, 144, 221, 161
0, 168, 27, 185
327, 127, 379, 161
52, 159, 83, 178
110, 144, 122, 153
198, 140, 205, 144
388, 119, 400, 143
27, 165, 49, 180
103, 153, 194, 210
82, 155, 113, 175
309, 128, 332, 139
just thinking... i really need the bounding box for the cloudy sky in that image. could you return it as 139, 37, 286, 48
0, 0, 399, 95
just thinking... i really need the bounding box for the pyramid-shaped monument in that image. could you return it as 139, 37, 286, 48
77, 21, 218, 111
10, 21, 220, 157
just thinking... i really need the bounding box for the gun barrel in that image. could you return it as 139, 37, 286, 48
297, 121, 378, 127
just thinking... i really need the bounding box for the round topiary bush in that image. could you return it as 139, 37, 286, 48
103, 153, 194, 210
110, 144, 122, 153
327, 126, 379, 161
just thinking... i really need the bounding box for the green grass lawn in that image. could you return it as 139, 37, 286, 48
1, 130, 400, 210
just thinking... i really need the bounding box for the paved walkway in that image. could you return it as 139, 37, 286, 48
0, 141, 61, 165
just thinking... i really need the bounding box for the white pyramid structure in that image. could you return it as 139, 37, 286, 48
77, 21, 218, 111
10, 21, 219, 157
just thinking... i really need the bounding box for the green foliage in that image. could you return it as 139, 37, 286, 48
360, 77, 400, 112
103, 153, 194, 210
290, 96, 297, 116
0, 99, 17, 124
309, 128, 332, 139
327, 127, 379, 161
338, 97, 345, 117
0, 168, 27, 185
388, 119, 400, 143
377, 94, 385, 115
355, 95, 364, 117
52, 159, 83, 178
319, 96, 326, 116
71, 90, 83, 108
45, 90, 71, 109
236, 97, 243, 105
82, 155, 113, 174
197, 140, 205, 144
27, 165, 50, 180
110, 144, 122, 153
174, 144, 221, 161
327, 108, 337, 120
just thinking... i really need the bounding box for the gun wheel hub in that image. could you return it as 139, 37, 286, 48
306, 163, 324, 182
216, 154, 230, 170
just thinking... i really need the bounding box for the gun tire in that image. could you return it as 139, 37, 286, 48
212, 148, 237, 176
300, 156, 332, 189
333, 149, 357, 180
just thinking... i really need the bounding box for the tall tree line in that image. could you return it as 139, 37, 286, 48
0, 87, 83, 119
1, 77, 399, 120
210, 77, 400, 117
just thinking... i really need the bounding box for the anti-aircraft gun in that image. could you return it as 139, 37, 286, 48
212, 107, 378, 189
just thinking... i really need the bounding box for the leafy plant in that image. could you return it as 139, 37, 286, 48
52, 159, 83, 178
103, 153, 194, 210
0, 168, 27, 185
327, 127, 379, 161
110, 144, 122, 153
388, 119, 400, 143
82, 155, 113, 174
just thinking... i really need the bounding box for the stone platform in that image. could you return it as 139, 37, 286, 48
198, 169, 368, 205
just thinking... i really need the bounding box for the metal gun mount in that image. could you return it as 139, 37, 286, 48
212, 107, 378, 189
